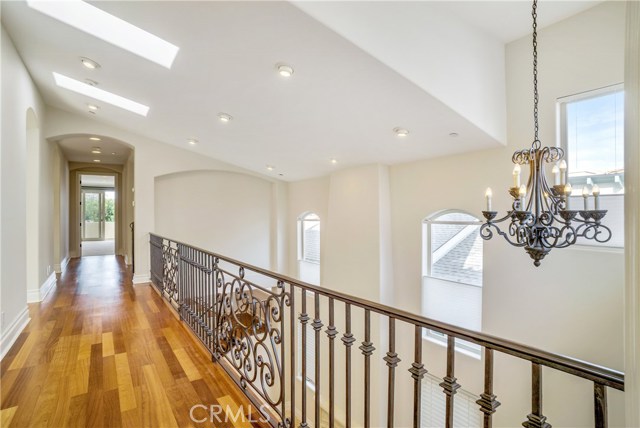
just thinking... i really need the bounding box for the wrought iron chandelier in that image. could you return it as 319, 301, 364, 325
480, 0, 611, 267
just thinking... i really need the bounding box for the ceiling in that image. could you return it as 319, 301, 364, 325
1, 1, 602, 181
57, 135, 132, 165
432, 1, 603, 43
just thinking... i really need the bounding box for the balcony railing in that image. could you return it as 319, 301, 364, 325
149, 233, 624, 428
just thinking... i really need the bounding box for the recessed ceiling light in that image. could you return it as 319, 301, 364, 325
187, 138, 198, 145
91, 147, 102, 154
393, 127, 409, 137
111, 152, 117, 155
449, 132, 459, 138
276, 64, 294, 77
89, 136, 101, 141
80, 57, 100, 70
266, 165, 275, 171
218, 113, 233, 122
87, 104, 100, 112
53, 72, 149, 116
85, 78, 99, 86
330, 158, 338, 164
93, 159, 101, 163
28, 0, 179, 68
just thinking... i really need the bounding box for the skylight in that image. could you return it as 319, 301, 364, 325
53, 73, 150, 116
27, 0, 179, 68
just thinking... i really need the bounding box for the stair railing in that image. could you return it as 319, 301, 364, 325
149, 233, 624, 428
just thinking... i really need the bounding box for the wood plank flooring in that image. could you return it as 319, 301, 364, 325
0, 256, 269, 428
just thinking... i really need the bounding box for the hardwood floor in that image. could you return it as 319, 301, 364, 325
1, 256, 269, 428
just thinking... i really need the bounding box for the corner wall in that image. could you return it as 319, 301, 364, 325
1, 25, 49, 355
44, 107, 284, 282
389, 3, 626, 426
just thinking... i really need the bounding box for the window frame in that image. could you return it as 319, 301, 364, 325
557, 84, 625, 249
297, 212, 320, 265
422, 210, 483, 358
558, 84, 624, 187
422, 210, 483, 286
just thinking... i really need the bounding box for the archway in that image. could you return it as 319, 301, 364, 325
50, 134, 135, 265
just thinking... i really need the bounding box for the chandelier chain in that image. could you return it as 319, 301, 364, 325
480, 0, 611, 267
532, 0, 539, 147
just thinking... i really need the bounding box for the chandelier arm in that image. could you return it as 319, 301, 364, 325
537, 225, 562, 248
554, 225, 579, 248
575, 223, 612, 243
480, 222, 528, 247
479, 0, 611, 266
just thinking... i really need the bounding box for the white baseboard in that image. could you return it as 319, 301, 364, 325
124, 254, 130, 265
54, 256, 69, 274
27, 272, 57, 303
132, 273, 150, 284
0, 307, 30, 360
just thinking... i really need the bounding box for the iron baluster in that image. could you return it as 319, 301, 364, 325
409, 325, 427, 428
440, 335, 461, 428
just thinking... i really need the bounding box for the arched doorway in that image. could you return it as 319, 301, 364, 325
51, 134, 135, 263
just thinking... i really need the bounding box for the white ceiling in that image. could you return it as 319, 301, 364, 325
57, 134, 132, 164
433, 1, 603, 43
1, 1, 601, 181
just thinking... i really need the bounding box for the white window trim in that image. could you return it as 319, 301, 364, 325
422, 210, 481, 279
422, 210, 483, 357
557, 84, 625, 249
557, 83, 624, 180
297, 213, 320, 264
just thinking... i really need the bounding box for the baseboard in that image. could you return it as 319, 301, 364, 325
27, 272, 57, 303
54, 256, 69, 274
124, 254, 130, 265
132, 273, 150, 284
0, 307, 30, 360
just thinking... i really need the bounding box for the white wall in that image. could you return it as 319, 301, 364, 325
123, 151, 134, 265
388, 3, 626, 426
280, 3, 626, 426
52, 142, 69, 272
44, 107, 283, 281
154, 170, 274, 269
294, 1, 507, 145
1, 26, 48, 350
624, 2, 640, 425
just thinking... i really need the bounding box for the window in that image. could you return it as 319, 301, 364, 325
296, 212, 320, 387
423, 211, 483, 356
421, 373, 481, 428
297, 320, 316, 386
297, 212, 320, 284
559, 86, 624, 247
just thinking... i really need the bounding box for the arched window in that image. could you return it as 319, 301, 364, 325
297, 212, 320, 285
422, 210, 483, 355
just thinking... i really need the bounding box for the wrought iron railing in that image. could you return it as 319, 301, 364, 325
149, 233, 624, 428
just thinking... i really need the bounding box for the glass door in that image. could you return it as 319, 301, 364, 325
82, 190, 104, 241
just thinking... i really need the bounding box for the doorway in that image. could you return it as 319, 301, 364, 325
81, 174, 116, 256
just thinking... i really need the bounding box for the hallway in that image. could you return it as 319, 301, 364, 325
0, 256, 266, 428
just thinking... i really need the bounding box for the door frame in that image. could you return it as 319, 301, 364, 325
76, 172, 119, 256
81, 188, 115, 241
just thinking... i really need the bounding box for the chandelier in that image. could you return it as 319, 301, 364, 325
480, 0, 611, 267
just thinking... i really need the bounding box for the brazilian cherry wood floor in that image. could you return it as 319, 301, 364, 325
1, 256, 268, 428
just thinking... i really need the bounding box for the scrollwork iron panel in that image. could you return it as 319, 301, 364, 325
148, 234, 623, 428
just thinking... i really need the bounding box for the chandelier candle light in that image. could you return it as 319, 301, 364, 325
480, 0, 611, 267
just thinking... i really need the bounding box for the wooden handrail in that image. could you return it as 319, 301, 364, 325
149, 233, 624, 391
